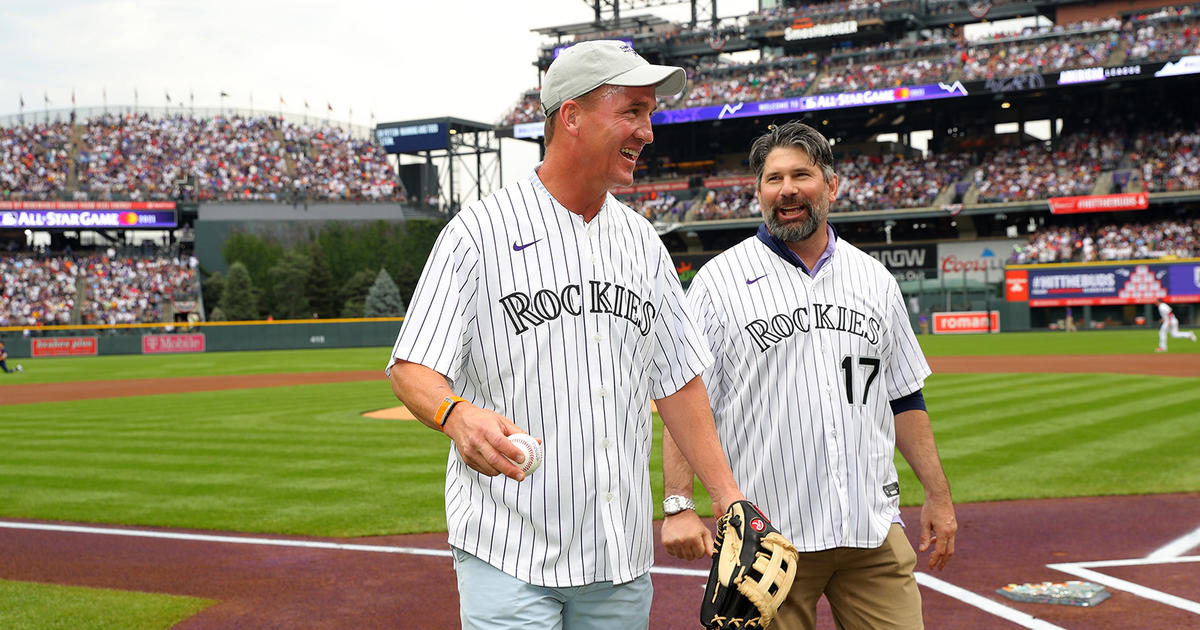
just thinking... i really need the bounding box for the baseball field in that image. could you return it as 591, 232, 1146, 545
1, 329, 1197, 629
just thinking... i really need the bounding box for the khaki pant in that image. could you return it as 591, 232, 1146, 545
773, 524, 923, 630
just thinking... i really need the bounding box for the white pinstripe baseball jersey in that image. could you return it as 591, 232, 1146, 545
686, 227, 931, 552
388, 169, 712, 587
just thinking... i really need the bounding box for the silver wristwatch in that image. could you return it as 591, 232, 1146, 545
662, 495, 696, 516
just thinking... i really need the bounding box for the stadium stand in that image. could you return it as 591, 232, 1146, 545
3, 113, 404, 203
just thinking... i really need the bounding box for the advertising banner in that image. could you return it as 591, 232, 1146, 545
932, 311, 1000, 334
0, 209, 176, 229
862, 244, 938, 281
31, 337, 98, 357
1003, 261, 1200, 306
611, 180, 690, 195
1167, 262, 1200, 298
142, 333, 206, 354
1047, 193, 1149, 214
936, 239, 1017, 283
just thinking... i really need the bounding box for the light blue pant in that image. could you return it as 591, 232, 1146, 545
451, 546, 652, 630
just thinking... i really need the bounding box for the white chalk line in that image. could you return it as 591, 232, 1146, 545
0, 520, 1057, 628
916, 573, 1067, 630
4, 519, 1200, 624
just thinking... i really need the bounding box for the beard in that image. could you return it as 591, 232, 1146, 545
763, 196, 829, 243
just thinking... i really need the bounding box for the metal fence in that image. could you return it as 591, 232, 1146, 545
0, 105, 374, 139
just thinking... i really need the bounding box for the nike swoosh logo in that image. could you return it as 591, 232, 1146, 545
746, 274, 768, 285
512, 239, 542, 252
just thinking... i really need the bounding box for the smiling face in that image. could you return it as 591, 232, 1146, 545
757, 145, 838, 243
573, 84, 657, 188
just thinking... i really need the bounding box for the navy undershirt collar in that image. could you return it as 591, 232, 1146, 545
756, 223, 839, 276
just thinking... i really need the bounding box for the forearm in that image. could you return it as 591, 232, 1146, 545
388, 359, 458, 432
894, 408, 952, 501
655, 376, 743, 512
661, 428, 697, 498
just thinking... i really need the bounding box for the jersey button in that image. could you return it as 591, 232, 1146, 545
605, 493, 614, 502
593, 333, 603, 343
601, 438, 610, 448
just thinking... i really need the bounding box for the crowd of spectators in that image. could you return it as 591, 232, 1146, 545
3, 113, 404, 203
0, 256, 78, 326
1011, 219, 1200, 263
974, 130, 1124, 202
501, 11, 1200, 125
0, 122, 72, 200
78, 253, 199, 325
0, 251, 199, 326
1134, 126, 1200, 193
835, 152, 969, 211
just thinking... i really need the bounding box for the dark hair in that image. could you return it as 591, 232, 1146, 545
748, 121, 836, 187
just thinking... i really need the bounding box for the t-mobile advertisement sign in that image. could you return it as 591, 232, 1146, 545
142, 333, 206, 354
32, 337, 98, 357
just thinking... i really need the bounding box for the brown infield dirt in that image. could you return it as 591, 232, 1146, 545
2, 355, 1198, 629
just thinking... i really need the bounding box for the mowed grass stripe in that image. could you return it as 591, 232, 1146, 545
899, 374, 1200, 502
0, 381, 451, 536
926, 374, 1181, 439
925, 373, 1085, 417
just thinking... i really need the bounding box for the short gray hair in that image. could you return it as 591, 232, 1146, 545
748, 121, 836, 187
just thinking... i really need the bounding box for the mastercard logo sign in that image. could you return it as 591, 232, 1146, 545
893, 87, 910, 99
118, 212, 140, 225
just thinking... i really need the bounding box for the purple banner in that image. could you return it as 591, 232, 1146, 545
653, 81, 968, 125
0, 209, 177, 229
1025, 263, 1174, 306
1168, 263, 1200, 296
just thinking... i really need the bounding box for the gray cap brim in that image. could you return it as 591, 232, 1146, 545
608, 64, 687, 98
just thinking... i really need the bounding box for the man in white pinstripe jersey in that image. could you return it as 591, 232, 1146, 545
662, 121, 957, 629
386, 40, 746, 629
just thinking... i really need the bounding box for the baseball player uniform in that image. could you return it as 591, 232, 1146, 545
686, 224, 931, 552
388, 169, 712, 587
1157, 301, 1197, 351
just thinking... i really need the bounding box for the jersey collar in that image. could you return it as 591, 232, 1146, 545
756, 223, 838, 277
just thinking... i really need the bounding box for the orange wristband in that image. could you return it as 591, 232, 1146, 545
434, 395, 466, 428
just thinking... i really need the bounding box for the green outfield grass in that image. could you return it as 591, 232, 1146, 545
917, 328, 1200, 356
1, 346, 1197, 533
0, 347, 387, 385
0, 579, 213, 630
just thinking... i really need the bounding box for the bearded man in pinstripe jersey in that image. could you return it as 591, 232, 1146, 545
661, 121, 957, 630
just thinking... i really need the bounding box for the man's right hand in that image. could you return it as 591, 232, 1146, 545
661, 509, 714, 560
442, 404, 529, 482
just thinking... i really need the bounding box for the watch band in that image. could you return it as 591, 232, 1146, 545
662, 495, 696, 516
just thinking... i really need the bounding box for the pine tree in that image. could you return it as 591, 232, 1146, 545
269, 250, 311, 319
364, 268, 407, 317
219, 262, 259, 321
306, 244, 338, 318
339, 269, 377, 318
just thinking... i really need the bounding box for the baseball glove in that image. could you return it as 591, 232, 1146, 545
700, 500, 798, 629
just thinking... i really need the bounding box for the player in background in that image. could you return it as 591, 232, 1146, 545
0, 339, 22, 374
385, 40, 746, 629
1156, 298, 1197, 352
661, 122, 956, 630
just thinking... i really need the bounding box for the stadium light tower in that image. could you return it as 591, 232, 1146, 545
584, 0, 719, 28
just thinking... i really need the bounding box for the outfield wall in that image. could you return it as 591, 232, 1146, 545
0, 319, 403, 359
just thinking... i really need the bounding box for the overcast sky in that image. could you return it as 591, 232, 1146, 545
0, 0, 757, 184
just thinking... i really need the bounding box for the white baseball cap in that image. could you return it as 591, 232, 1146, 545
540, 40, 686, 117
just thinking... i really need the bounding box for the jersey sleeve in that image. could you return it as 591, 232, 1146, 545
647, 244, 714, 400
883, 279, 931, 400
685, 267, 729, 403
386, 220, 479, 383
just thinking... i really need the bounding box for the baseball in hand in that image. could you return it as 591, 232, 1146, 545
507, 433, 543, 477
